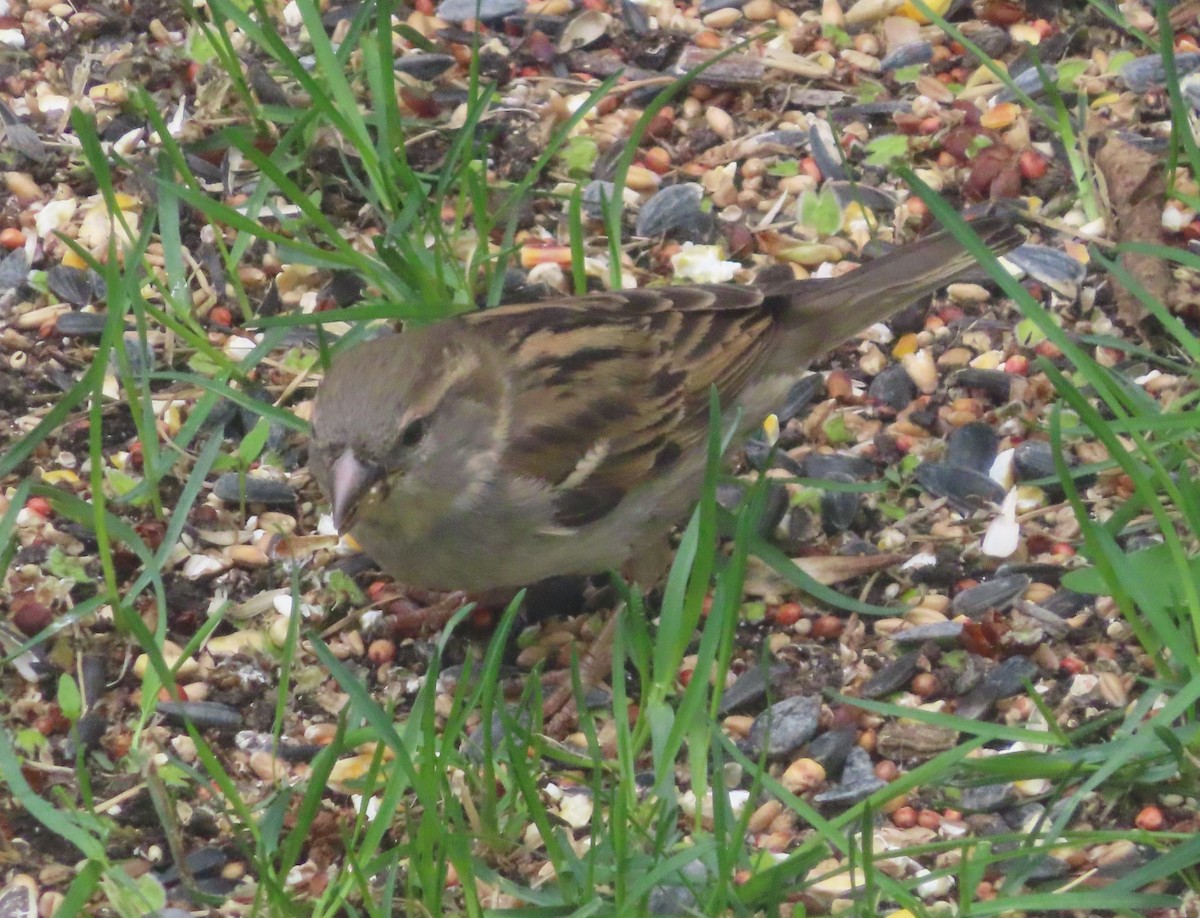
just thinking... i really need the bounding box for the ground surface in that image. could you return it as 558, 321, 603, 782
1, 0, 1199, 913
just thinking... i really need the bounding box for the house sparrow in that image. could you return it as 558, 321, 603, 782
310, 217, 1022, 591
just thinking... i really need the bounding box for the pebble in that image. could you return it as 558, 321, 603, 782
812, 747, 886, 804
15, 302, 70, 330
946, 282, 990, 304
781, 757, 827, 792
748, 694, 821, 757
952, 367, 1011, 402
1006, 244, 1086, 298
743, 0, 775, 18
841, 48, 882, 72
625, 165, 662, 192
951, 574, 1031, 618
213, 473, 297, 507
996, 64, 1058, 102
0, 248, 29, 290
827, 180, 897, 212
702, 6, 742, 27
207, 630, 268, 656
915, 462, 1007, 507
5, 171, 41, 202
1119, 51, 1200, 92
747, 799, 783, 832
134, 640, 199, 680
807, 725, 857, 772
435, 0, 523, 21
956, 656, 1039, 720
880, 40, 933, 71
808, 120, 848, 181
705, 105, 735, 139
54, 311, 110, 337
157, 701, 243, 731
945, 421, 999, 471
979, 101, 1020, 130
960, 782, 1016, 813
901, 349, 938, 393
892, 621, 964, 644
635, 183, 709, 238
868, 363, 916, 412
861, 650, 921, 698
393, 53, 456, 80
782, 242, 843, 266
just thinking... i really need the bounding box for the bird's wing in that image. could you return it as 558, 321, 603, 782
468, 285, 779, 528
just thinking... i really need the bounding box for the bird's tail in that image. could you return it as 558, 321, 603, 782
772, 215, 1025, 365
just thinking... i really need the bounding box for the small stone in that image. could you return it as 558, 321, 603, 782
902, 349, 938, 393
157, 701, 243, 731
213, 473, 297, 507
702, 6, 742, 27
915, 462, 1007, 508
951, 574, 1031, 619
636, 183, 710, 239
1119, 52, 1200, 93
748, 694, 821, 757
436, 0, 523, 22
813, 747, 886, 805
945, 421, 999, 472
781, 756, 827, 792
956, 656, 1039, 720
880, 40, 932, 71
393, 53, 456, 80
861, 650, 921, 698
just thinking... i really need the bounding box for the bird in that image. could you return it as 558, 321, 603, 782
309, 216, 1023, 594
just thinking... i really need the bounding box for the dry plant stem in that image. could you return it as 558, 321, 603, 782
542, 606, 623, 736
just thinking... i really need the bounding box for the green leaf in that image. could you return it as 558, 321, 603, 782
559, 136, 599, 177
26, 270, 49, 295
100, 872, 167, 916
1015, 317, 1047, 347
1105, 50, 1136, 75
1055, 59, 1089, 90
46, 546, 88, 583
14, 728, 49, 755
186, 26, 218, 65
327, 569, 366, 605
966, 134, 994, 157
1063, 546, 1200, 611
864, 134, 908, 168
857, 81, 884, 103
187, 351, 221, 376
822, 23, 851, 47
104, 467, 143, 501
798, 187, 842, 236
822, 413, 853, 444
892, 64, 923, 83
237, 417, 271, 465
156, 762, 193, 787
741, 601, 766, 623
393, 22, 438, 52
767, 160, 800, 177
280, 347, 318, 375
58, 674, 82, 723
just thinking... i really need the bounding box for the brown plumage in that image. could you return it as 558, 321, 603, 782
310, 216, 1023, 590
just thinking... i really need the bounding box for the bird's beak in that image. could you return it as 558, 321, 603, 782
329, 449, 384, 532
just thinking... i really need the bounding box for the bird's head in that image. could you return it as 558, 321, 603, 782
310, 325, 510, 534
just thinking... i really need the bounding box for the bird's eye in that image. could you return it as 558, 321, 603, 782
399, 416, 427, 448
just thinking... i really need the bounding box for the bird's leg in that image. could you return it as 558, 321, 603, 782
540, 538, 673, 735
542, 606, 623, 736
